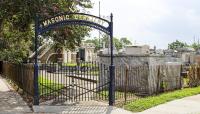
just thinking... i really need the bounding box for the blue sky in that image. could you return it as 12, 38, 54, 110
89, 0, 200, 49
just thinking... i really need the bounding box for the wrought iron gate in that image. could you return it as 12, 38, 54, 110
34, 12, 115, 105
39, 62, 110, 104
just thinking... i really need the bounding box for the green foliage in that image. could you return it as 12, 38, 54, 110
65, 62, 97, 67
113, 38, 123, 51
0, 0, 92, 62
99, 90, 136, 100
39, 76, 64, 96
85, 36, 132, 51
102, 36, 132, 50
124, 86, 200, 112
0, 28, 33, 63
168, 40, 188, 50
120, 37, 132, 46
183, 78, 189, 87
85, 37, 100, 51
191, 43, 200, 51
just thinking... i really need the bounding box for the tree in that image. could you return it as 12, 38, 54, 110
113, 38, 123, 50
0, 0, 92, 32
0, 0, 92, 62
0, 30, 33, 63
120, 37, 132, 46
85, 36, 132, 51
168, 40, 188, 50
85, 37, 100, 51
102, 36, 132, 51
191, 43, 200, 51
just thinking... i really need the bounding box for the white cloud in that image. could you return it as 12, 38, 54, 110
90, 0, 200, 49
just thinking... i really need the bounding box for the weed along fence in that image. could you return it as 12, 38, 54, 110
187, 65, 200, 87
2, 62, 34, 98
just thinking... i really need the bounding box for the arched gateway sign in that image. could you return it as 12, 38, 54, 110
38, 13, 111, 35
34, 13, 115, 106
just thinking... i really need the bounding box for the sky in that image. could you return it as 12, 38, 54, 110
88, 0, 200, 49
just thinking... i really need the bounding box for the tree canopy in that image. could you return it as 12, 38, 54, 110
191, 42, 200, 51
0, 0, 92, 62
168, 40, 188, 50
85, 36, 132, 51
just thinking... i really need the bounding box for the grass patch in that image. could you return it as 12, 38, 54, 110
183, 78, 189, 87
124, 86, 200, 112
77, 71, 99, 75
99, 90, 134, 100
65, 63, 97, 67
65, 63, 77, 67
39, 76, 64, 96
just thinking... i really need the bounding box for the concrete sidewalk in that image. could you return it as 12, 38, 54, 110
33, 105, 134, 114
0, 76, 133, 114
0, 76, 32, 114
34, 100, 134, 114
3, 74, 200, 114
137, 94, 200, 114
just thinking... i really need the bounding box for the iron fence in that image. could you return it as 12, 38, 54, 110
113, 64, 182, 104
1, 61, 186, 106
182, 65, 200, 87
2, 62, 34, 96
38, 61, 110, 104
114, 65, 149, 104
0, 61, 3, 74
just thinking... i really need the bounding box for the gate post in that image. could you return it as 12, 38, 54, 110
109, 13, 115, 106
34, 14, 39, 105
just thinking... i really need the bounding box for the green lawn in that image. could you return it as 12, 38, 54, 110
76, 71, 99, 75
98, 90, 136, 100
65, 63, 99, 75
65, 63, 97, 67
39, 76, 64, 96
65, 63, 77, 67
124, 86, 200, 112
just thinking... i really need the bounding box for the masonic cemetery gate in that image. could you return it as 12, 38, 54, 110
0, 12, 189, 106
34, 12, 115, 105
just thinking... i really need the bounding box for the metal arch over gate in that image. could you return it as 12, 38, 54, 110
34, 12, 115, 106
38, 13, 111, 35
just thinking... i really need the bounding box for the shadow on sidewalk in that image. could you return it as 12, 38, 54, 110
0, 90, 32, 113
0, 76, 32, 113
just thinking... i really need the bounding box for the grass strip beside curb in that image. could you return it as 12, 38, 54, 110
124, 86, 200, 112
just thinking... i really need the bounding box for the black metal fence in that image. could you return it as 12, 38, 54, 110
38, 61, 110, 104
0, 61, 3, 74
113, 64, 182, 105
1, 61, 184, 106
182, 65, 200, 87
113, 65, 149, 104
2, 62, 34, 96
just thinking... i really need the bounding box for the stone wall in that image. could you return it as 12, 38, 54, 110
148, 64, 182, 94
97, 54, 182, 95
97, 54, 182, 66
114, 65, 149, 94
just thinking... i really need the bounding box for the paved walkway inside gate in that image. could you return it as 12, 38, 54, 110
136, 94, 200, 114
0, 76, 32, 114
